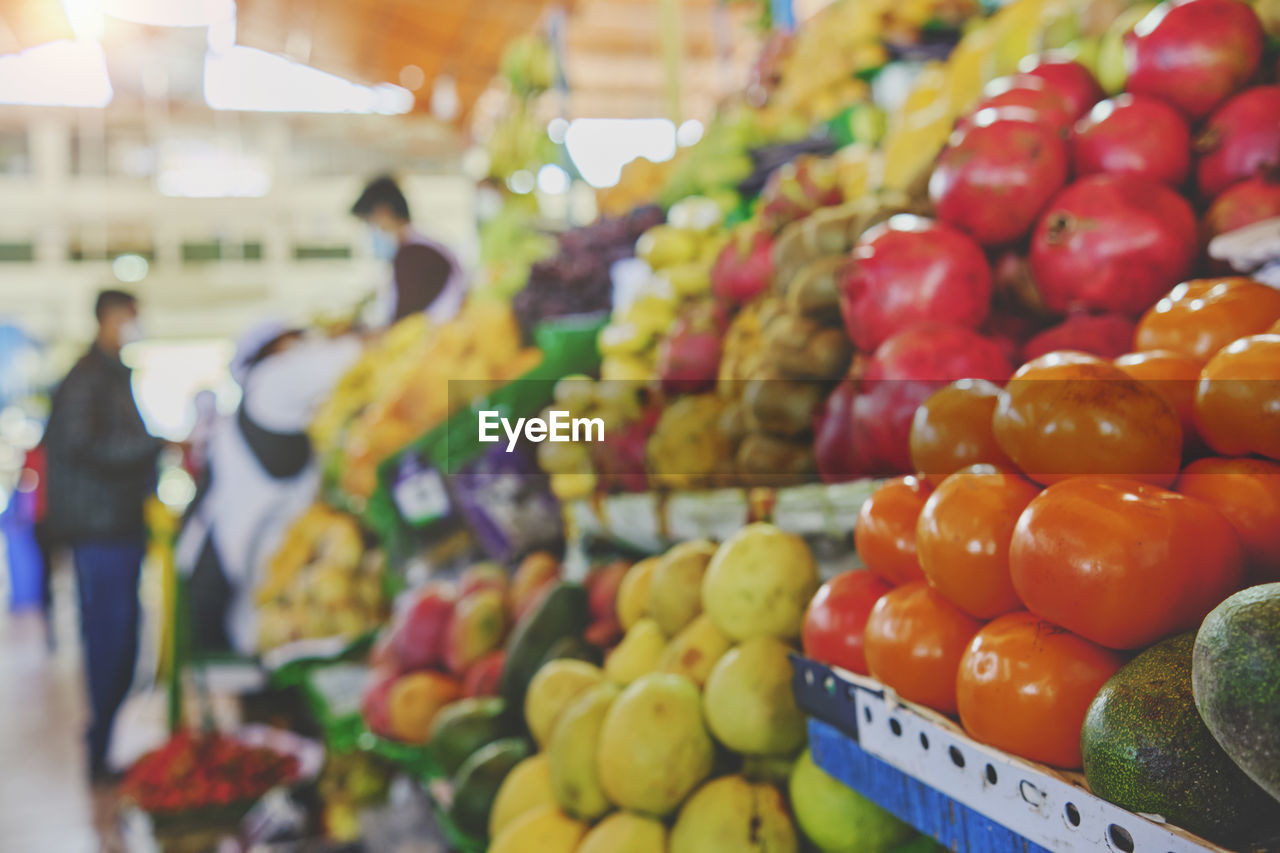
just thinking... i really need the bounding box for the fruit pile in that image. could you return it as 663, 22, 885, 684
511, 207, 665, 340
120, 731, 300, 814
255, 505, 384, 653
801, 270, 1280, 843
483, 523, 928, 853
311, 302, 542, 499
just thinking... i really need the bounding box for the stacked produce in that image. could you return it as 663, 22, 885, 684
255, 505, 384, 653
511, 207, 665, 340
481, 523, 930, 853
311, 302, 541, 499
120, 731, 300, 815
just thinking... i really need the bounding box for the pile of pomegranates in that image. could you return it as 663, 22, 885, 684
817, 0, 1278, 483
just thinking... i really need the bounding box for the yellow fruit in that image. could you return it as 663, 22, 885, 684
604, 619, 666, 685
548, 682, 620, 820
658, 615, 732, 688
386, 672, 460, 744
635, 225, 700, 270
489, 754, 556, 838
661, 261, 712, 297
599, 322, 652, 357
704, 637, 807, 756
702, 523, 818, 642
578, 812, 667, 853
489, 805, 587, 853
616, 557, 658, 630
601, 355, 656, 383
648, 539, 717, 636
597, 673, 714, 817
670, 776, 798, 853
550, 472, 596, 503
524, 660, 605, 749
789, 750, 915, 853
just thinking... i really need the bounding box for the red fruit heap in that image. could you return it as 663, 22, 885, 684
121, 731, 299, 814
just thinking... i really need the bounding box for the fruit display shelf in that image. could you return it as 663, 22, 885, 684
790, 657, 1228, 853
564, 478, 882, 556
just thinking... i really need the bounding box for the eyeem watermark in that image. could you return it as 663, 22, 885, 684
479, 410, 605, 452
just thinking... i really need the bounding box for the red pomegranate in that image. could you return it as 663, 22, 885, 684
849, 325, 1014, 474
1018, 53, 1104, 120
960, 75, 1075, 134
814, 380, 871, 483
1071, 95, 1191, 187
1021, 313, 1137, 361
1204, 172, 1280, 240
838, 215, 993, 352
1030, 174, 1198, 316
931, 109, 1070, 246
656, 302, 725, 394
1125, 0, 1264, 120
711, 225, 775, 305
1195, 86, 1280, 200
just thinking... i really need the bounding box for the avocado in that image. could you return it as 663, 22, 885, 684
429, 697, 512, 777
1194, 583, 1280, 804
448, 737, 532, 840
1081, 632, 1278, 843
498, 582, 590, 716
538, 635, 602, 669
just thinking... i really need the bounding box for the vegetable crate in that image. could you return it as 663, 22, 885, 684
791, 657, 1227, 853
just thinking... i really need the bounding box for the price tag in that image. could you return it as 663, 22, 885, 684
666, 489, 749, 542
392, 452, 451, 527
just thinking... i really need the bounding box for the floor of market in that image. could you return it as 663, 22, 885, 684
0, 570, 119, 853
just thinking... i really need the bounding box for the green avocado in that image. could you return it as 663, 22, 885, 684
447, 737, 532, 840
1194, 583, 1280, 805
1082, 632, 1278, 844
429, 696, 511, 777
497, 582, 590, 717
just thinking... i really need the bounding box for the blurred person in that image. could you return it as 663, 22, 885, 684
42, 289, 166, 781
182, 389, 219, 480
175, 322, 361, 655
351, 174, 467, 327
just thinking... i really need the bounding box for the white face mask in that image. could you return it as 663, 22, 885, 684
119, 319, 143, 346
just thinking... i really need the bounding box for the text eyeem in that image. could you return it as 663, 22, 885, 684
478, 410, 605, 452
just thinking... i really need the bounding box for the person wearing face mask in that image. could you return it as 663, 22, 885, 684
42, 288, 168, 781
175, 321, 362, 656
351, 174, 467, 328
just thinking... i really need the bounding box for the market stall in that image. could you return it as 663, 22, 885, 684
110, 0, 1280, 847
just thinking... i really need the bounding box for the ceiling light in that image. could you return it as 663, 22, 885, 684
547, 117, 569, 144
399, 65, 426, 91
537, 164, 569, 195
105, 0, 235, 28
564, 119, 676, 188
204, 46, 413, 114
112, 254, 150, 282
677, 119, 704, 147
0, 41, 113, 107
62, 0, 105, 40
507, 170, 535, 195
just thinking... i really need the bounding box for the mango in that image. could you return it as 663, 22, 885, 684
386, 671, 460, 744
489, 805, 586, 853
509, 552, 561, 619
605, 619, 666, 685
703, 524, 819, 641
648, 539, 717, 636
790, 749, 914, 853
670, 775, 798, 853
597, 673, 714, 817
617, 557, 659, 630
578, 812, 667, 853
489, 754, 555, 838
548, 681, 621, 820
704, 637, 807, 755
459, 561, 508, 598
524, 659, 605, 748
658, 615, 732, 688
635, 224, 700, 270
444, 588, 507, 675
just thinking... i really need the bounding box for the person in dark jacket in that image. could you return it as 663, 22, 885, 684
43, 289, 166, 780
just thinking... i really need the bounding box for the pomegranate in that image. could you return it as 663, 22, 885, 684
931, 109, 1070, 246
1030, 174, 1198, 316
711, 225, 775, 305
1195, 86, 1280, 199
849, 325, 1014, 474
1018, 53, 1105, 120
960, 75, 1075, 134
839, 215, 992, 352
814, 380, 872, 482
1204, 172, 1280, 240
1125, 0, 1264, 120
656, 302, 725, 394
592, 405, 660, 493
1022, 313, 1137, 361
981, 304, 1051, 364
1071, 95, 1191, 186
